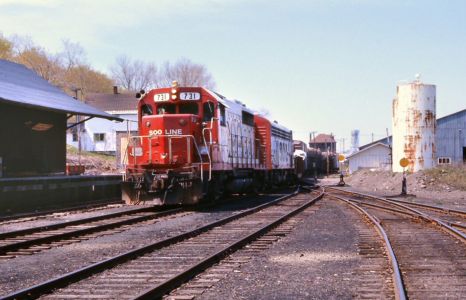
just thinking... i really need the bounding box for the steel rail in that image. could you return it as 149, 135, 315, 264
327, 187, 466, 216
349, 200, 466, 231
134, 188, 324, 300
1, 188, 305, 300
0, 200, 123, 224
327, 192, 407, 300
386, 197, 466, 217
0, 207, 182, 255
0, 205, 164, 239
327, 187, 466, 242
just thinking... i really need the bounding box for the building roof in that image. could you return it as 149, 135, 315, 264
85, 91, 139, 113
0, 59, 121, 121
311, 133, 336, 144
437, 108, 466, 123
359, 136, 392, 150
347, 142, 390, 159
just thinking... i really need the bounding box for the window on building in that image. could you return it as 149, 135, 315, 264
463, 147, 466, 163
219, 104, 226, 126
203, 102, 215, 122
438, 157, 451, 164
94, 133, 105, 142
180, 103, 199, 115
72, 132, 78, 142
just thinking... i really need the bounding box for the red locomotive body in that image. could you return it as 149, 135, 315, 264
123, 83, 294, 205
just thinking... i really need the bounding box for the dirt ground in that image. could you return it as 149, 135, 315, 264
66, 146, 120, 175
342, 168, 466, 209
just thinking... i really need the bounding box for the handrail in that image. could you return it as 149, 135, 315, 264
126, 134, 205, 182
201, 117, 215, 181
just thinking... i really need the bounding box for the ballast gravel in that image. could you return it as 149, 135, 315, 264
0, 192, 288, 297
199, 198, 385, 299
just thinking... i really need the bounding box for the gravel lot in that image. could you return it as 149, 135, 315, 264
344, 170, 466, 210
322, 175, 466, 211
0, 192, 289, 297
199, 197, 392, 299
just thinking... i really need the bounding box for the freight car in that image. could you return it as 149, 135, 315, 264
122, 82, 294, 205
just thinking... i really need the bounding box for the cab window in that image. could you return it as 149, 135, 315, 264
156, 103, 176, 114
141, 104, 153, 116
203, 102, 215, 122
179, 103, 199, 114
219, 104, 226, 126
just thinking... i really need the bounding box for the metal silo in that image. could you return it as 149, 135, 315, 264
392, 77, 436, 172
351, 129, 360, 152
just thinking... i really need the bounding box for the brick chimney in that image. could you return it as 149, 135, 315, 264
113, 86, 118, 94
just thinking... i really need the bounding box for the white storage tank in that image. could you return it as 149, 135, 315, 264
392, 76, 436, 172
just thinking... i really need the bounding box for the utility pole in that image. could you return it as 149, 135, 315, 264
74, 88, 83, 166
326, 146, 330, 177
309, 131, 317, 149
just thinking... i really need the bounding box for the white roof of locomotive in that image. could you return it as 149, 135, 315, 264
205, 88, 291, 133
205, 88, 255, 114
271, 120, 292, 133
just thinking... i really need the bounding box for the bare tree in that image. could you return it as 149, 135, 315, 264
158, 58, 216, 89
60, 39, 87, 70
110, 55, 157, 91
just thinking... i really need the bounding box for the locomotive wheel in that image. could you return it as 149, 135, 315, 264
206, 179, 224, 202
163, 180, 184, 205
122, 182, 141, 205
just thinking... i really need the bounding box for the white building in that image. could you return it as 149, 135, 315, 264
346, 142, 391, 174
67, 87, 138, 165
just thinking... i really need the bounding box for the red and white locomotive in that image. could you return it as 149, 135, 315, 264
122, 82, 294, 205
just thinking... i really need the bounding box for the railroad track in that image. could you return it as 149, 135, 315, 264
326, 187, 466, 299
0, 201, 125, 225
328, 187, 466, 234
1, 187, 323, 300
0, 206, 184, 259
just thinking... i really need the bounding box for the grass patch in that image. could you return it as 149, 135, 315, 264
66, 145, 115, 162
423, 166, 466, 190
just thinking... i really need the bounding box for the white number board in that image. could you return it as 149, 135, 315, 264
154, 93, 170, 101
180, 92, 201, 100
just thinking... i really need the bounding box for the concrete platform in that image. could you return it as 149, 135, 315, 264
0, 175, 122, 216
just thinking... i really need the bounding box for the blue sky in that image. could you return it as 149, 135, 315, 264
1, 0, 465, 148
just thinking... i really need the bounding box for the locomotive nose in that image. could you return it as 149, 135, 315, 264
140, 114, 197, 166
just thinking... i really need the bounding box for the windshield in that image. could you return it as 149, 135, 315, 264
179, 103, 199, 114
155, 103, 199, 115
156, 103, 176, 114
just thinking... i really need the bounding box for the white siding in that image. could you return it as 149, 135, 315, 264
67, 113, 137, 153
347, 144, 391, 174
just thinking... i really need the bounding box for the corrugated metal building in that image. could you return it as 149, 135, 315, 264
436, 109, 466, 165
348, 109, 466, 173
